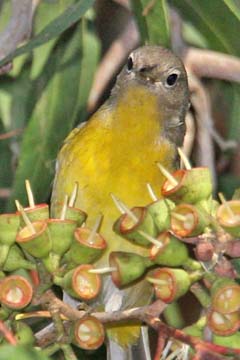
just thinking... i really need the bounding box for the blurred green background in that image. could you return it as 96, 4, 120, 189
0, 0, 239, 214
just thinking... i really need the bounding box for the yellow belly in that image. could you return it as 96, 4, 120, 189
52, 85, 176, 257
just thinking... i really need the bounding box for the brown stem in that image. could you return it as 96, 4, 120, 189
0, 128, 23, 140
188, 73, 216, 186
34, 289, 167, 323
0, 320, 17, 345
184, 48, 240, 84
34, 290, 240, 358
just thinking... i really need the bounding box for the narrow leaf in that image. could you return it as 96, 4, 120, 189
131, 0, 170, 46
8, 26, 84, 208
0, 0, 95, 67
171, 0, 240, 55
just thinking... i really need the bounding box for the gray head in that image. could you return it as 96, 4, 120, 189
113, 46, 190, 145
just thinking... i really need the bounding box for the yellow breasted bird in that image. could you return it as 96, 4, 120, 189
51, 46, 189, 359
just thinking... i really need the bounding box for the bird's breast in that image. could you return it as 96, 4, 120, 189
53, 84, 176, 235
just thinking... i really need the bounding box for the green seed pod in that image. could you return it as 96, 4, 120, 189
52, 202, 87, 227
18, 204, 49, 227
71, 316, 105, 350
42, 219, 77, 273
210, 277, 240, 314
54, 264, 101, 300
213, 331, 240, 349
207, 309, 240, 336
47, 219, 77, 255
183, 317, 206, 338
113, 206, 157, 247
12, 320, 35, 346
148, 268, 191, 303
63, 227, 107, 270
0, 213, 20, 266
147, 199, 175, 232
197, 198, 219, 217
0, 270, 33, 310
3, 245, 36, 272
171, 203, 210, 237
161, 167, 213, 204
16, 221, 51, 259
150, 232, 189, 267
217, 200, 240, 237
109, 251, 153, 288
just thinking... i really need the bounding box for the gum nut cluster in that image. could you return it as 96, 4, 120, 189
0, 163, 240, 353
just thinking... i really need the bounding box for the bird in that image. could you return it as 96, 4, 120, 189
51, 45, 190, 359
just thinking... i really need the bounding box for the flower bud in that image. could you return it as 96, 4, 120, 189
109, 251, 153, 288
0, 270, 33, 310
0, 213, 20, 266
147, 199, 175, 232
113, 207, 157, 247
72, 316, 105, 350
161, 167, 212, 204
54, 264, 101, 300
150, 232, 189, 267
63, 227, 107, 270
217, 200, 240, 237
16, 221, 51, 258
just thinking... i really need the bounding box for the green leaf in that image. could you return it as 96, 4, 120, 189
30, 0, 75, 79
8, 26, 84, 209
223, 0, 240, 21
171, 0, 240, 55
7, 20, 99, 210
182, 22, 208, 48
76, 19, 100, 121
218, 174, 240, 199
131, 0, 170, 46
0, 0, 95, 67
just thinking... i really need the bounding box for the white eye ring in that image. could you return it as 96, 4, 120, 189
165, 69, 181, 88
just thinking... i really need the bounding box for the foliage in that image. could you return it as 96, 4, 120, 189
0, 0, 239, 359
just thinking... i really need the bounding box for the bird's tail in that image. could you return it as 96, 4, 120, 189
107, 326, 152, 360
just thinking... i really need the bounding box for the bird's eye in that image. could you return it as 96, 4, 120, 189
127, 57, 133, 72
166, 73, 179, 87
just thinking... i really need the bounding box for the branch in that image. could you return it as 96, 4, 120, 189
33, 289, 240, 359
0, 128, 23, 140
184, 47, 240, 84
188, 73, 216, 187
0, 0, 41, 72
33, 289, 167, 323
87, 17, 139, 112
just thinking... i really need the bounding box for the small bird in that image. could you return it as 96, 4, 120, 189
51, 46, 189, 359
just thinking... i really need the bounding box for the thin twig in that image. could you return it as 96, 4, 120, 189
0, 128, 23, 140
34, 289, 240, 359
